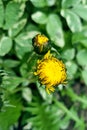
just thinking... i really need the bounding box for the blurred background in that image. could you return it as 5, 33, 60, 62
0, 0, 87, 130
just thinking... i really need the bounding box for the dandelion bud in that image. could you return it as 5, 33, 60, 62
32, 34, 51, 54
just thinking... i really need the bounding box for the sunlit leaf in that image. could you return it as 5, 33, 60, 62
31, 11, 47, 24
46, 14, 65, 47
0, 37, 12, 56
30, 0, 56, 7
76, 49, 87, 66
66, 61, 78, 79
4, 1, 25, 29
8, 19, 27, 37
62, 0, 81, 8
62, 48, 75, 60
15, 32, 33, 59
72, 4, 87, 20
30, 0, 46, 7
61, 9, 82, 32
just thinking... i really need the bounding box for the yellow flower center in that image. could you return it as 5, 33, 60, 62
34, 34, 49, 45
35, 51, 67, 94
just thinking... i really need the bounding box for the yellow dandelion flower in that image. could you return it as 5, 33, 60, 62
32, 34, 51, 54
34, 51, 67, 94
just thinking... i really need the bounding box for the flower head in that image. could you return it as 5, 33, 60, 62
32, 34, 51, 54
34, 51, 67, 94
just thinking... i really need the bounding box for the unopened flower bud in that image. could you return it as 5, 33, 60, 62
32, 34, 51, 54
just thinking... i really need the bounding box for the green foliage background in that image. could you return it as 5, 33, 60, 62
0, 0, 87, 130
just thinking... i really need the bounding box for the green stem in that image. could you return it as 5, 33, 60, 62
27, 51, 36, 63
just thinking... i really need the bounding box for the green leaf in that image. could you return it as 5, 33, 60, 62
46, 0, 56, 6
72, 33, 84, 44
31, 11, 48, 24
0, 36, 12, 56
82, 0, 87, 4
30, 0, 46, 7
2, 76, 23, 91
66, 61, 78, 79
62, 0, 81, 8
37, 82, 53, 103
0, 0, 4, 27
25, 24, 39, 32
3, 59, 20, 68
61, 9, 82, 32
8, 18, 27, 37
76, 49, 87, 66
14, 25, 40, 58
72, 4, 87, 20
30, 0, 56, 7
72, 26, 87, 47
82, 69, 87, 85
4, 1, 25, 29
22, 87, 32, 102
26, 99, 66, 130
0, 95, 22, 130
15, 32, 33, 59
74, 119, 86, 130
20, 63, 28, 77
62, 48, 75, 60
20, 52, 38, 81
46, 14, 65, 47
59, 116, 70, 129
